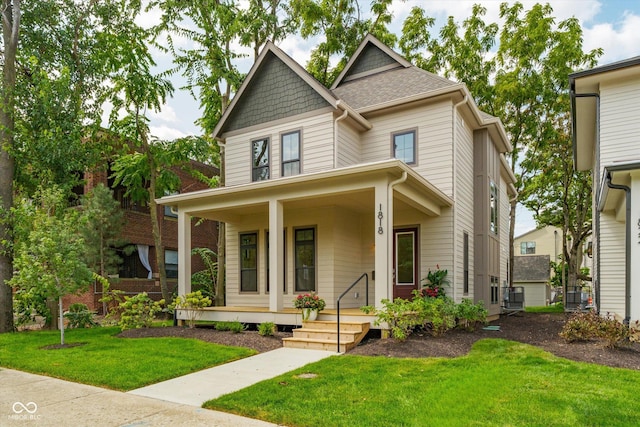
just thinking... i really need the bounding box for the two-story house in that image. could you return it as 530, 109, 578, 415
160, 35, 515, 327
571, 56, 640, 324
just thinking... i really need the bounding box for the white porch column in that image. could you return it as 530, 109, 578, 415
629, 171, 640, 323
269, 199, 284, 311
177, 210, 192, 296
374, 180, 392, 308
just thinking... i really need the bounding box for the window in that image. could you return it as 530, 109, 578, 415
165, 250, 178, 279
392, 130, 416, 164
118, 249, 148, 279
490, 276, 499, 304
463, 232, 469, 294
252, 138, 270, 181
240, 233, 258, 292
490, 180, 498, 235
520, 241, 536, 254
281, 131, 300, 177
295, 228, 315, 292
266, 230, 286, 293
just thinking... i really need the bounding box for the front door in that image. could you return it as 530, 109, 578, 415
393, 228, 419, 299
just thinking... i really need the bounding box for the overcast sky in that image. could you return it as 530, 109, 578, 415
138, 0, 640, 235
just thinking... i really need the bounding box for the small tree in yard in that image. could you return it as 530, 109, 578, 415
9, 187, 94, 344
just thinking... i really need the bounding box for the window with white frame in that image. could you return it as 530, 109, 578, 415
252, 138, 270, 181
165, 249, 178, 279
520, 241, 536, 254
392, 130, 416, 164
281, 130, 300, 177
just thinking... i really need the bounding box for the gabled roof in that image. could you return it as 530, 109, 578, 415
513, 255, 551, 282
213, 42, 341, 139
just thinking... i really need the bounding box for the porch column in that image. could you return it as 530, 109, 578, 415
629, 171, 640, 323
374, 180, 392, 308
177, 210, 192, 296
269, 199, 284, 311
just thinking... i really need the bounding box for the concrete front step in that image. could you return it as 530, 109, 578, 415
282, 320, 370, 353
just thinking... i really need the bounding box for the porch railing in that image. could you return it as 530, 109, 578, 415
336, 273, 369, 353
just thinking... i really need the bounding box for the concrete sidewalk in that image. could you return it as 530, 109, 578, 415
129, 347, 336, 406
2, 348, 336, 426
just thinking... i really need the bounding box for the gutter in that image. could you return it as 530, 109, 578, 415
452, 95, 468, 300
333, 108, 349, 168
604, 171, 631, 324
570, 86, 601, 312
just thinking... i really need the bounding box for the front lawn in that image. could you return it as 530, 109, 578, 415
0, 327, 255, 390
205, 339, 640, 427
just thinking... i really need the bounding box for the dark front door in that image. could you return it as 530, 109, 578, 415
393, 228, 419, 299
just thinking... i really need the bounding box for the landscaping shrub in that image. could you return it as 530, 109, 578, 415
214, 320, 246, 333
456, 299, 488, 331
175, 290, 212, 328
560, 311, 640, 348
258, 322, 276, 336
118, 293, 165, 330
421, 296, 457, 336
64, 303, 99, 329
362, 297, 427, 341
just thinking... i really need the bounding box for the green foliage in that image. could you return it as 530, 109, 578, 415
175, 291, 212, 328
214, 321, 246, 333
367, 297, 427, 341
191, 247, 218, 300
63, 303, 99, 329
98, 281, 126, 325
455, 299, 488, 331
560, 311, 639, 349
258, 322, 276, 337
421, 296, 457, 336
118, 293, 165, 330
420, 266, 449, 298
13, 287, 51, 327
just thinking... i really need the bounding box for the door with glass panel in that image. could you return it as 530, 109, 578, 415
393, 228, 418, 299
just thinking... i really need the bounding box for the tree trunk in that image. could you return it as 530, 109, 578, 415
59, 296, 65, 345
0, 0, 20, 333
147, 158, 169, 303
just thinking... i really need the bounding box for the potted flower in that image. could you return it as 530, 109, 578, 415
293, 292, 326, 321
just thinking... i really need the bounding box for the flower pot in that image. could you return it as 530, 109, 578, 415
302, 308, 318, 321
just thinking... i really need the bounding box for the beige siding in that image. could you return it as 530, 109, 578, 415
454, 114, 475, 300
600, 80, 640, 170
331, 208, 367, 308
514, 226, 561, 260
361, 102, 454, 196
225, 112, 335, 186
337, 121, 362, 167
599, 211, 626, 317
500, 174, 510, 293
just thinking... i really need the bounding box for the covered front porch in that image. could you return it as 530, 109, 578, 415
159, 160, 453, 325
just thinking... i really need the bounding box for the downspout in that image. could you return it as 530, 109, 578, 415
452, 95, 468, 300
333, 108, 349, 168
605, 172, 631, 325
570, 90, 600, 313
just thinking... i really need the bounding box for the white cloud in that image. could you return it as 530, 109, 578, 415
583, 12, 640, 63
149, 125, 188, 141
150, 104, 178, 124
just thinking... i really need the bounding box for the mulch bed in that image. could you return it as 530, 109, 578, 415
119, 312, 640, 370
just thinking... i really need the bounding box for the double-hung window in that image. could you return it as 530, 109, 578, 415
281, 130, 300, 177
295, 228, 315, 292
240, 232, 258, 292
490, 180, 498, 235
252, 138, 270, 181
520, 242, 536, 254
165, 249, 178, 279
392, 130, 416, 164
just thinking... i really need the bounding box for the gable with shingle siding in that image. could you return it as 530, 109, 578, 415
343, 43, 400, 78
221, 51, 331, 133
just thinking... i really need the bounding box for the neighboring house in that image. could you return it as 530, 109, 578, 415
571, 56, 640, 324
514, 226, 563, 261
512, 255, 551, 307
160, 35, 515, 326
66, 160, 219, 313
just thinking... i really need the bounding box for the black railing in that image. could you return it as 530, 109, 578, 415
336, 273, 369, 353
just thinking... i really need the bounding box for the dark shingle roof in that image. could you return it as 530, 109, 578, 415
331, 66, 459, 110
513, 256, 550, 282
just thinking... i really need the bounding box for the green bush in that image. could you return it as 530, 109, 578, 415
258, 322, 276, 336
456, 299, 488, 331
118, 293, 165, 330
13, 287, 51, 327
214, 320, 246, 333
560, 311, 639, 348
175, 290, 212, 328
362, 297, 427, 341
422, 296, 457, 336
64, 303, 100, 329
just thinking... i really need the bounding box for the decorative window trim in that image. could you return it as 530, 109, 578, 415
251, 137, 270, 182
281, 129, 302, 177
391, 128, 418, 165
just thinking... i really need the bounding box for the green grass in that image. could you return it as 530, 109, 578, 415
526, 304, 564, 313
0, 327, 256, 390
205, 339, 640, 427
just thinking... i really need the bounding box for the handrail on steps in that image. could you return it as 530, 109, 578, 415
336, 273, 369, 353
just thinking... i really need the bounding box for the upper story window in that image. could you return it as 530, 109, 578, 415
281, 130, 301, 177
392, 130, 416, 165
490, 180, 498, 235
252, 138, 270, 182
520, 242, 536, 254
164, 191, 178, 218
165, 249, 178, 279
